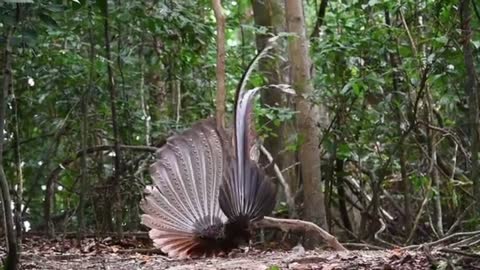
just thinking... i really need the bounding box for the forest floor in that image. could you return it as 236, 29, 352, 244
2, 233, 480, 269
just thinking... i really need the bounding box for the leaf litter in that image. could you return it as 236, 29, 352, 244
1, 234, 480, 269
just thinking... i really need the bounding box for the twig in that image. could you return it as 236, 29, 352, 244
439, 248, 480, 259
448, 234, 480, 249
405, 175, 432, 244
446, 202, 474, 236
281, 162, 300, 173
253, 216, 347, 252
116, 248, 168, 255
342, 243, 384, 250
344, 175, 394, 222
260, 145, 296, 217
374, 218, 395, 248
399, 9, 417, 57
402, 230, 480, 250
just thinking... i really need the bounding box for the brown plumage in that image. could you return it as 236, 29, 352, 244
140, 39, 283, 259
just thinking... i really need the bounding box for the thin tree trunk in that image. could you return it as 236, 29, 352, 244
385, 10, 412, 232
12, 72, 23, 248
44, 172, 55, 237
285, 0, 327, 247
78, 89, 88, 240
212, 0, 226, 129
460, 0, 480, 213
103, 1, 123, 238
78, 17, 95, 240
139, 42, 150, 145
426, 86, 444, 237
335, 158, 352, 231
310, 0, 328, 39
1, 26, 19, 270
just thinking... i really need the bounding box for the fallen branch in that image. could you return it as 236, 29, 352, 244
253, 216, 348, 252
116, 248, 167, 255
402, 230, 480, 250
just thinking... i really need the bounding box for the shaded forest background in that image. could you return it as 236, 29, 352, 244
1, 0, 480, 267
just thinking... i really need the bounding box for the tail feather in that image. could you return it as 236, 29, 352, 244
166, 136, 206, 219
140, 196, 192, 232
190, 122, 226, 221
218, 37, 282, 222
142, 186, 193, 229
149, 159, 197, 224
219, 83, 278, 222
140, 119, 229, 258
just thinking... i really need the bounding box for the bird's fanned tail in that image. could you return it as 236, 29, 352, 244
140, 36, 292, 258
140, 119, 230, 258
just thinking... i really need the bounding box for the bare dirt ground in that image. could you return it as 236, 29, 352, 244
2, 235, 480, 269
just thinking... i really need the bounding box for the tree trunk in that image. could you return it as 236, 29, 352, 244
212, 0, 226, 129
1, 26, 19, 270
251, 0, 297, 217
78, 15, 95, 240
385, 10, 412, 233
12, 71, 23, 248
103, 0, 123, 238
44, 173, 55, 237
460, 0, 480, 213
285, 0, 327, 247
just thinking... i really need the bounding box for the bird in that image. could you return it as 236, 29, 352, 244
139, 38, 285, 259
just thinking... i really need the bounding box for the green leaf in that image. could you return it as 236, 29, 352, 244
352, 82, 363, 97
337, 143, 351, 159
39, 13, 58, 28
72, 0, 86, 10
434, 35, 448, 45
473, 40, 480, 49
44, 4, 65, 12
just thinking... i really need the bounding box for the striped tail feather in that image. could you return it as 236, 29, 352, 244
219, 37, 281, 223
218, 88, 277, 222
140, 119, 229, 258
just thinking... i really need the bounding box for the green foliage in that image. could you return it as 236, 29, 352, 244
311, 0, 480, 231
0, 0, 226, 231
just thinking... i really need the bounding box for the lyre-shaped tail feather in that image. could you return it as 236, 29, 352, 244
219, 37, 282, 222
140, 119, 229, 258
